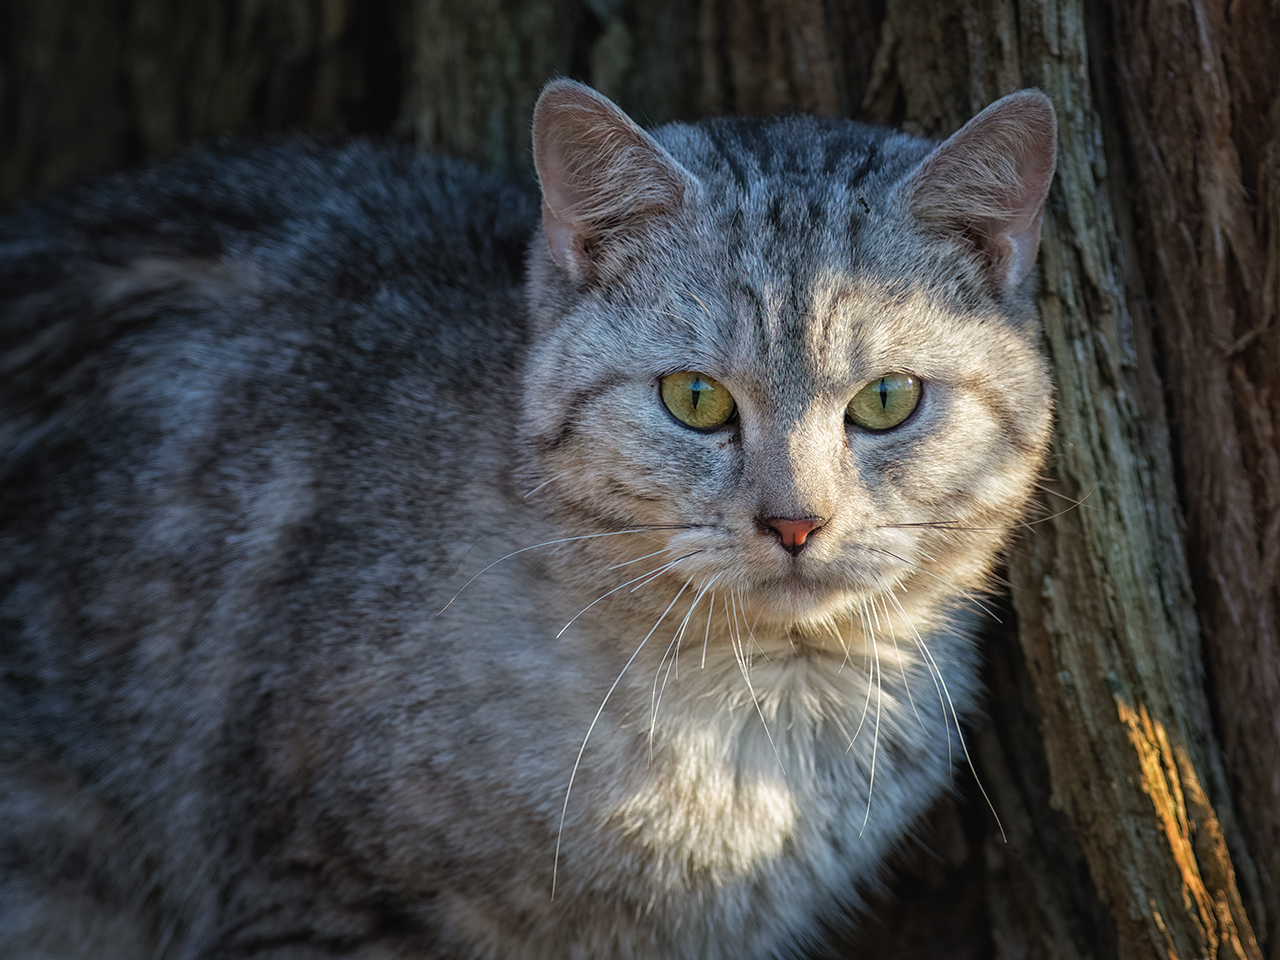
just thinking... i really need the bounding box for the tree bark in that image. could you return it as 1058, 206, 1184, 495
0, 0, 407, 205
3, 1, 1277, 958
1107, 1, 1280, 952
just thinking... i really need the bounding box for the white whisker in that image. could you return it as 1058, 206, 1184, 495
606, 547, 673, 571
556, 553, 700, 639
833, 610, 857, 673
864, 544, 1000, 621
885, 588, 1006, 843
553, 579, 705, 898
728, 590, 786, 780
701, 589, 717, 669
847, 601, 876, 748
630, 551, 702, 593
881, 595, 925, 731
914, 549, 1001, 621
522, 469, 573, 500
858, 605, 884, 836
670, 573, 724, 673
438, 528, 669, 615
883, 590, 950, 762
649, 579, 696, 753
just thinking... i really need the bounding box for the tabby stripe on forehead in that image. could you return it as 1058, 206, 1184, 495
738, 283, 769, 349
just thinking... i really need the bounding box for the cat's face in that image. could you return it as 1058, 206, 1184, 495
522, 83, 1055, 644
524, 265, 1050, 639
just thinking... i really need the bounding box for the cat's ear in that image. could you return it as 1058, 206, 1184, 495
532, 79, 699, 282
897, 90, 1057, 292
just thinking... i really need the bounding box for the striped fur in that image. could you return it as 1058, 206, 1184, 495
0, 82, 1055, 959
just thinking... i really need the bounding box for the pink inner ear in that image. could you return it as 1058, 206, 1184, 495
902, 90, 1058, 290
531, 79, 694, 278
540, 213, 579, 268
1001, 204, 1047, 286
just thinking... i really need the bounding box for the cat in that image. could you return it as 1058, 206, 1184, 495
0, 79, 1056, 959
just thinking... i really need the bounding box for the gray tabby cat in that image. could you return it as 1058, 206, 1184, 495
0, 79, 1056, 959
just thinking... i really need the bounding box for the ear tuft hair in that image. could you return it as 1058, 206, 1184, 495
897, 90, 1058, 292
532, 79, 698, 282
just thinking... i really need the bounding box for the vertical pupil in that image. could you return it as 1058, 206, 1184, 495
690, 379, 705, 410
878, 378, 889, 409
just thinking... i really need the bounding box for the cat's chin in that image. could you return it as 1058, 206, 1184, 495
736, 578, 890, 628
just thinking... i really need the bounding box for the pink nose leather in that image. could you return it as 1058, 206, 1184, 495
759, 516, 825, 555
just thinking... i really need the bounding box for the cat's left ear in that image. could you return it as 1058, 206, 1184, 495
532, 79, 700, 283
896, 90, 1057, 293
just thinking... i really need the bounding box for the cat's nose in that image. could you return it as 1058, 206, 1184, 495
757, 516, 827, 556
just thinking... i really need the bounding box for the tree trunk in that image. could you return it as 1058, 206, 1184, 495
0, 0, 408, 204
3, 1, 1277, 958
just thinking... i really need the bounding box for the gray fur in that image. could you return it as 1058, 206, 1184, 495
0, 82, 1055, 959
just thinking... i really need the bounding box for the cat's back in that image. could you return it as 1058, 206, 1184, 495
1, 138, 537, 424
1, 136, 541, 679
0, 144, 541, 958
2, 138, 538, 615
7, 141, 536, 492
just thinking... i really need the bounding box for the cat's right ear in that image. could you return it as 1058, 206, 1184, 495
895, 90, 1057, 294
532, 79, 699, 283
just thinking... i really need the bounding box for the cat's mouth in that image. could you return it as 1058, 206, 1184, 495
649, 539, 913, 629
733, 574, 892, 626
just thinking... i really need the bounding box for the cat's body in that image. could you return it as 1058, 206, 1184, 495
0, 82, 1056, 959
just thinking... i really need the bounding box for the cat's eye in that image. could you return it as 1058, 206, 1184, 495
846, 373, 921, 431
660, 371, 737, 431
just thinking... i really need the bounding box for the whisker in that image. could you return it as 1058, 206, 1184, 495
725, 593, 747, 675
1015, 484, 1094, 529
647, 305, 701, 333
847, 601, 876, 748
863, 544, 999, 621
678, 287, 715, 323
649, 579, 697, 753
606, 547, 673, 571
881, 594, 925, 732
833, 610, 857, 673
913, 549, 1001, 620
556, 553, 700, 639
876, 486, 1094, 535
827, 626, 858, 746
438, 528, 681, 615
701, 587, 718, 669
522, 469, 573, 500
728, 591, 786, 779
878, 520, 966, 529
885, 588, 1006, 843
810, 614, 848, 665
883, 590, 951, 765
858, 611, 884, 836
743, 615, 772, 663
552, 580, 702, 898
630, 551, 702, 593
667, 572, 724, 674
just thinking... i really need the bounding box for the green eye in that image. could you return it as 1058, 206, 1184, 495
847, 373, 921, 430
660, 371, 737, 430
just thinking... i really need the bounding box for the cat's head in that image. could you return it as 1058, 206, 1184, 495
521, 80, 1055, 635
